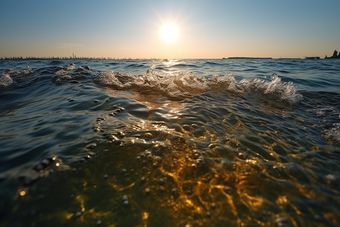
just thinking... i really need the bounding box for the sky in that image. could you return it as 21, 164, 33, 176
0, 0, 339, 59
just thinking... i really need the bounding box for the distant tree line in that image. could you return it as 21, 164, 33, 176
0, 56, 118, 60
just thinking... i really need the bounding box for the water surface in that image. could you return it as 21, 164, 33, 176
1, 59, 340, 227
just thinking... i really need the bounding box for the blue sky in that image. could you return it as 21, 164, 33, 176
0, 0, 339, 58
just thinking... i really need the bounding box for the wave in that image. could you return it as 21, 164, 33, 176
94, 69, 303, 106
49, 60, 64, 65
324, 123, 340, 145
204, 61, 224, 65
126, 63, 147, 68
174, 63, 198, 68
50, 64, 92, 85
0, 67, 35, 89
1, 63, 303, 107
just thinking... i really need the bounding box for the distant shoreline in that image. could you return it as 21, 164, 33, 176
1, 56, 339, 60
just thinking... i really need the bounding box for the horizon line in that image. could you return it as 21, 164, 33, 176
1, 56, 334, 60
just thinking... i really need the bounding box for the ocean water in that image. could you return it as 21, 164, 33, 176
0, 58, 340, 227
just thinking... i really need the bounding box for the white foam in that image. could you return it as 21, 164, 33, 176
0, 73, 14, 87
324, 123, 340, 144
0, 67, 34, 89
316, 107, 337, 116
51, 70, 73, 84
94, 70, 303, 106
51, 64, 87, 85
238, 73, 303, 105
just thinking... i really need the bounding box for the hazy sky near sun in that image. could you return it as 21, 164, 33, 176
0, 0, 339, 59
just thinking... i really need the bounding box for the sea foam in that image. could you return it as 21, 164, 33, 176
0, 67, 34, 89
94, 69, 303, 106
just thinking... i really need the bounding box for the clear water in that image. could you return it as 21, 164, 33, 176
1, 59, 340, 227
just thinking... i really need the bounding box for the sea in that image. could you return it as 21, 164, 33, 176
0, 58, 340, 227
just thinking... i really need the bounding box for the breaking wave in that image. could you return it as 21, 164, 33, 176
94, 69, 303, 106
0, 67, 35, 89
1, 63, 303, 107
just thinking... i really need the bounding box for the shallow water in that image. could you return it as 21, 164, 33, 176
1, 59, 340, 226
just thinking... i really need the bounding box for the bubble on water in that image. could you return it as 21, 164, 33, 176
117, 131, 125, 137
325, 174, 337, 184
122, 195, 129, 206
86, 143, 97, 149
117, 107, 125, 112
223, 186, 232, 194
238, 152, 246, 159
144, 132, 153, 138
155, 156, 162, 162
275, 217, 290, 227
123, 200, 129, 206
196, 158, 204, 164
158, 178, 165, 185
87, 151, 95, 156
171, 188, 178, 194
33, 156, 58, 172
84, 154, 91, 160
74, 211, 82, 218
194, 153, 200, 159
193, 150, 201, 158
145, 188, 151, 194
183, 124, 190, 131
147, 154, 153, 160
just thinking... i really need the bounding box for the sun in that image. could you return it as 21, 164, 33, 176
161, 23, 178, 42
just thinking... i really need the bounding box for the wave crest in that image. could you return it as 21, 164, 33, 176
94, 69, 303, 106
0, 67, 35, 89
51, 64, 91, 85
239, 73, 303, 106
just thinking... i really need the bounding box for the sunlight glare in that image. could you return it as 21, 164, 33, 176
161, 23, 178, 42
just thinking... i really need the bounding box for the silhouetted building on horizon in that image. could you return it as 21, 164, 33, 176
325, 49, 340, 59
332, 50, 338, 58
